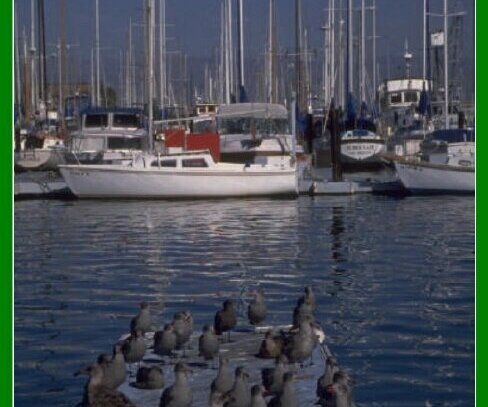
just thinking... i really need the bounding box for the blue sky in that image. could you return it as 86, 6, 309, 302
15, 0, 475, 97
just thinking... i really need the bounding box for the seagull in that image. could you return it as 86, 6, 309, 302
159, 363, 193, 407
214, 300, 237, 343
130, 302, 152, 334
82, 363, 136, 407
248, 288, 267, 326
199, 324, 220, 365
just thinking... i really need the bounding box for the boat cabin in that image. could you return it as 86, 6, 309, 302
67, 109, 148, 155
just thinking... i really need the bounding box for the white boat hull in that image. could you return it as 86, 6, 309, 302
340, 140, 385, 163
394, 160, 475, 193
15, 148, 65, 172
59, 164, 297, 198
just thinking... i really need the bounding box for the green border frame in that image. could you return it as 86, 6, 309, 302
5, 1, 478, 407
475, 1, 481, 405
3, 0, 12, 406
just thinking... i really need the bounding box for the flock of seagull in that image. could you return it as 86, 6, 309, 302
75, 286, 356, 407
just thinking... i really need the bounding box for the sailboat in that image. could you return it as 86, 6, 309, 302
339, 0, 385, 171
393, 0, 474, 193
59, 0, 297, 199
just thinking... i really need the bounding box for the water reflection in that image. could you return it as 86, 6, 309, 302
14, 196, 474, 407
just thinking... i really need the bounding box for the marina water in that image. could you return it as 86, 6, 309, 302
14, 195, 474, 406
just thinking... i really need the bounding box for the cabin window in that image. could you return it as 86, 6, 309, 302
404, 91, 418, 103
390, 93, 402, 104
113, 114, 140, 128
107, 137, 144, 150
151, 159, 177, 167
208, 106, 216, 113
85, 114, 108, 127
218, 118, 289, 135
182, 158, 208, 168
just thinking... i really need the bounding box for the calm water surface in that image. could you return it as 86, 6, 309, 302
14, 195, 475, 406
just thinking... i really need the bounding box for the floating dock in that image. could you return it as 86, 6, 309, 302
116, 327, 332, 407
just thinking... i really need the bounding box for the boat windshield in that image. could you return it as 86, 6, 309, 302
113, 114, 141, 128
218, 118, 289, 135
107, 137, 145, 150
85, 114, 108, 128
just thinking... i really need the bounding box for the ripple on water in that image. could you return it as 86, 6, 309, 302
14, 196, 474, 406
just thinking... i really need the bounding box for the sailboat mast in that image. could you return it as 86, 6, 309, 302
443, 0, 449, 129
347, 0, 353, 96
95, 0, 101, 106
147, 0, 155, 150
37, 0, 46, 105
227, 0, 234, 100
237, 0, 245, 98
372, 0, 376, 100
267, 0, 273, 103
360, 0, 365, 103
30, 0, 37, 114
15, 4, 22, 122
159, 0, 166, 110
423, 0, 426, 82
330, 0, 335, 102
224, 0, 231, 104
295, 0, 303, 111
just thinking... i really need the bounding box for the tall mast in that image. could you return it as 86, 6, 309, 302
443, 0, 448, 129
347, 0, 353, 96
339, 9, 345, 107
372, 0, 376, 100
37, 0, 46, 105
224, 0, 231, 104
90, 48, 95, 106
95, 0, 101, 106
227, 0, 234, 100
15, 4, 22, 122
159, 0, 166, 110
330, 0, 335, 102
360, 0, 365, 103
295, 0, 303, 111
147, 0, 155, 150
30, 0, 37, 114
422, 0, 426, 82
237, 0, 245, 100
59, 0, 66, 127
267, 0, 274, 103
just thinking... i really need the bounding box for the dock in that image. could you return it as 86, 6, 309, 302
117, 327, 332, 407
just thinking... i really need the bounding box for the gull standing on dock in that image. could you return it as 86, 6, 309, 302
122, 330, 146, 374
214, 300, 237, 342
261, 355, 288, 395
103, 344, 127, 389
267, 372, 298, 407
154, 324, 178, 360
248, 288, 267, 326
222, 366, 251, 407
133, 366, 165, 389
209, 356, 234, 405
173, 311, 193, 351
159, 362, 193, 407
83, 364, 136, 407
130, 302, 152, 334
316, 356, 339, 400
199, 324, 220, 364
